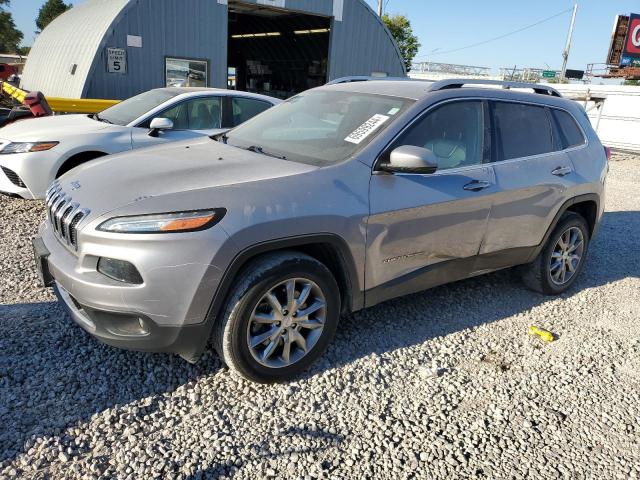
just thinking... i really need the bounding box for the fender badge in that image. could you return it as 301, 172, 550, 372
70, 181, 81, 191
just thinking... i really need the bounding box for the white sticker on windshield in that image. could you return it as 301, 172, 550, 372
345, 114, 390, 144
388, 107, 400, 115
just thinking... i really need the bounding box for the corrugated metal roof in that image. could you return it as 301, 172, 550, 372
20, 0, 130, 97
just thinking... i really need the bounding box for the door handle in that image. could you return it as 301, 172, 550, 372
463, 180, 491, 192
551, 166, 572, 176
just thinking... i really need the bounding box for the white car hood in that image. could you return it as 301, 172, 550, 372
0, 114, 113, 142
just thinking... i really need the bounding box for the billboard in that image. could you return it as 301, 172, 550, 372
621, 13, 640, 67
607, 15, 629, 66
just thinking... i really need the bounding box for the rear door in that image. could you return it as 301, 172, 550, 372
366, 100, 497, 305
477, 100, 580, 269
224, 96, 274, 128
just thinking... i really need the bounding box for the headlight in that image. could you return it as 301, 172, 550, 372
97, 209, 226, 234
0, 142, 59, 154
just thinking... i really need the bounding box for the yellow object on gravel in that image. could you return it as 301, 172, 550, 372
529, 326, 555, 342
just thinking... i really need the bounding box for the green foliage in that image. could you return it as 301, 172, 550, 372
624, 79, 640, 86
36, 0, 72, 33
382, 13, 421, 72
0, 0, 23, 54
17, 45, 30, 56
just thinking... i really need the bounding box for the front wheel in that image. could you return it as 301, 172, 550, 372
521, 212, 590, 295
213, 252, 340, 383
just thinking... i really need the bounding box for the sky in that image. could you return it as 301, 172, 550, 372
9, 0, 640, 73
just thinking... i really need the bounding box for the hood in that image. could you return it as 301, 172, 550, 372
55, 138, 317, 217
0, 114, 112, 141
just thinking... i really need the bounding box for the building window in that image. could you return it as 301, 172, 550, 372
165, 58, 208, 88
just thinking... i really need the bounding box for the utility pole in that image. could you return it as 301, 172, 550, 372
560, 4, 578, 82
377, 0, 383, 17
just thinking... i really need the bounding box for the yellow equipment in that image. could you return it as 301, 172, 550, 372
2, 82, 120, 114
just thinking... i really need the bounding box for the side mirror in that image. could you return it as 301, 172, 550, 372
380, 145, 438, 174
148, 117, 174, 137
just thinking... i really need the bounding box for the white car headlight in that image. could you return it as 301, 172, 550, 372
97, 209, 226, 234
0, 142, 59, 154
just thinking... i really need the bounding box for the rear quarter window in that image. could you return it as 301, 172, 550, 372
551, 109, 586, 149
492, 101, 554, 161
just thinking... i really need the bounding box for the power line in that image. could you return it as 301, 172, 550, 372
415, 8, 573, 59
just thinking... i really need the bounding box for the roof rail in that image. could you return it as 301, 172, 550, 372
428, 79, 562, 97
327, 76, 412, 85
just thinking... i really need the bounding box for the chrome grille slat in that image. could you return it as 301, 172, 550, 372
61, 203, 80, 242
45, 185, 89, 251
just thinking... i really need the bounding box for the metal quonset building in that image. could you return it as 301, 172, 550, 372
20, 0, 405, 100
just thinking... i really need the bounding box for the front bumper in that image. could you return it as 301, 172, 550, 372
36, 216, 233, 362
53, 282, 211, 362
0, 149, 60, 199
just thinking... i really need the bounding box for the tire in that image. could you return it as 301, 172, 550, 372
521, 212, 590, 295
213, 251, 341, 383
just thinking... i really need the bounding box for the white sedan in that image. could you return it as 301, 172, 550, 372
0, 88, 280, 199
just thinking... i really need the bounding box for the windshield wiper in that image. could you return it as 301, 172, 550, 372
212, 133, 228, 143
92, 114, 112, 124
246, 145, 286, 160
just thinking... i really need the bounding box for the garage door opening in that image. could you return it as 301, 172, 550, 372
227, 1, 331, 99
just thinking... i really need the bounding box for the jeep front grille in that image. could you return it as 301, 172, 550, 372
45, 182, 90, 250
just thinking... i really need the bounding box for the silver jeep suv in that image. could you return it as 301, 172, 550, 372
33, 79, 608, 383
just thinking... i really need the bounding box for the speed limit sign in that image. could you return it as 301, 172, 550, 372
107, 47, 127, 74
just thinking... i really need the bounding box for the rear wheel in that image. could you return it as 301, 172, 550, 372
213, 252, 340, 383
522, 212, 590, 295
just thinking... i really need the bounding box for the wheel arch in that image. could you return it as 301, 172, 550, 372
186, 234, 363, 362
56, 150, 108, 178
528, 193, 601, 262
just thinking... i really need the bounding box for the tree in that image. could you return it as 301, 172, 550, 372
382, 13, 421, 72
36, 0, 72, 33
624, 79, 640, 86
0, 1, 23, 54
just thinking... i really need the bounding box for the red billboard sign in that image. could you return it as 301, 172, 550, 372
621, 13, 640, 66
625, 15, 640, 54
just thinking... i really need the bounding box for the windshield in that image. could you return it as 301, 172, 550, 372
224, 90, 414, 166
97, 89, 181, 126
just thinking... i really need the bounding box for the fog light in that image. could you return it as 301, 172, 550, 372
97, 257, 143, 284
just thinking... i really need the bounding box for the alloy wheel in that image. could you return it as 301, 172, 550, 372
549, 226, 585, 285
247, 277, 326, 368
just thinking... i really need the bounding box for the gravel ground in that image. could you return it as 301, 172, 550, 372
1, 153, 639, 479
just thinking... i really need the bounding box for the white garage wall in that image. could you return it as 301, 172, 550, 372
553, 84, 640, 153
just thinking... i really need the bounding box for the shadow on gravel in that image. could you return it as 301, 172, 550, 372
0, 302, 222, 463
184, 427, 344, 479
0, 212, 637, 467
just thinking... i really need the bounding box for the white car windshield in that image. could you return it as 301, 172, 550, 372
224, 90, 414, 166
97, 89, 182, 126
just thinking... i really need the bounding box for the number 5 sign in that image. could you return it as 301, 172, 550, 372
107, 47, 127, 74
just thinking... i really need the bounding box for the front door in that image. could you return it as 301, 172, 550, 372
366, 100, 496, 306
131, 96, 223, 149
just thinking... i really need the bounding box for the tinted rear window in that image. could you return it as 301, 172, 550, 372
551, 109, 585, 149
492, 102, 553, 161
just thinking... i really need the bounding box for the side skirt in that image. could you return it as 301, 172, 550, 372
364, 246, 536, 309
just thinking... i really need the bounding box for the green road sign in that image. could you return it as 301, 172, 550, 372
543, 70, 557, 78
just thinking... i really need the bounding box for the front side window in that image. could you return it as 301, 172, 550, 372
224, 91, 414, 166
138, 97, 222, 130
165, 58, 208, 88
389, 101, 485, 170
98, 89, 181, 126
551, 109, 586, 150
492, 102, 553, 161
231, 97, 272, 126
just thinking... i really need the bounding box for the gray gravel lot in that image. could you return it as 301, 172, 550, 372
1, 153, 639, 479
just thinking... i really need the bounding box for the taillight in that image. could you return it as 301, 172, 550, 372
604, 146, 612, 162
